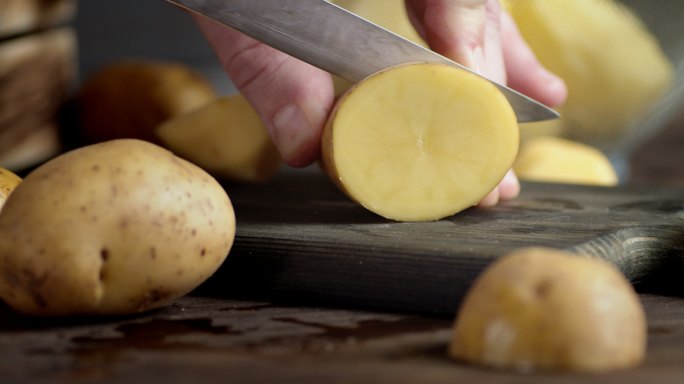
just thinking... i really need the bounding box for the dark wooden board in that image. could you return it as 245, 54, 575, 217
204, 169, 684, 314
2, 294, 684, 383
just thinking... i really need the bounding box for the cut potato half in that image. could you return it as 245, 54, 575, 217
156, 95, 282, 183
321, 63, 519, 222
450, 247, 646, 372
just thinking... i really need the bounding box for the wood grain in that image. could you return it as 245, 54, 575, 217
201, 170, 684, 314
0, 0, 75, 38
0, 27, 75, 167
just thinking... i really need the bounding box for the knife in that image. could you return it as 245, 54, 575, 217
167, 0, 559, 123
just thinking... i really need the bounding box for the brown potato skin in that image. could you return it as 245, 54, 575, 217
78, 60, 216, 144
450, 247, 646, 373
0, 139, 235, 316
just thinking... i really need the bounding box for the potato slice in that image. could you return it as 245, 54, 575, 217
450, 247, 646, 373
78, 60, 217, 144
156, 95, 282, 183
514, 136, 618, 186
0, 167, 21, 210
321, 63, 519, 222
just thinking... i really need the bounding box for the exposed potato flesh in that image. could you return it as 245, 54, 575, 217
0, 167, 21, 210
450, 247, 646, 373
514, 136, 618, 186
501, 0, 673, 147
156, 95, 282, 183
0, 139, 235, 316
321, 63, 519, 222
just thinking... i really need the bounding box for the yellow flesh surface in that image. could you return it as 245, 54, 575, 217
156, 95, 281, 182
327, 64, 518, 221
514, 137, 618, 186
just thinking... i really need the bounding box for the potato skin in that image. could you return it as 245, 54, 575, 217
450, 247, 646, 372
78, 60, 216, 144
0, 139, 235, 316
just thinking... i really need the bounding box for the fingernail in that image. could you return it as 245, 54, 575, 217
272, 104, 313, 165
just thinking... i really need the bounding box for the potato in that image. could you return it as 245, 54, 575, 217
331, 0, 427, 95
0, 167, 21, 210
0, 139, 235, 316
501, 0, 673, 147
78, 60, 217, 144
156, 94, 282, 183
450, 247, 646, 373
321, 63, 519, 222
514, 136, 619, 186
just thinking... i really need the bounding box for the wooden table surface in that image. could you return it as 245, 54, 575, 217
1, 113, 683, 383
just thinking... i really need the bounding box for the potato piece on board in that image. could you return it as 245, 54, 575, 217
0, 139, 235, 316
156, 95, 282, 183
450, 247, 646, 373
78, 60, 217, 144
514, 136, 618, 186
0, 167, 21, 210
321, 63, 519, 222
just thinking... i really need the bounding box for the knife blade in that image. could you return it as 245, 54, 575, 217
167, 0, 559, 122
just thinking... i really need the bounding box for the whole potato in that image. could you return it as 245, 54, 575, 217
0, 167, 22, 210
450, 247, 646, 373
0, 139, 235, 316
78, 60, 217, 144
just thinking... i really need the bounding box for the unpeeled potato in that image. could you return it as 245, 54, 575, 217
321, 63, 519, 222
450, 247, 646, 373
78, 60, 217, 144
0, 139, 235, 316
0, 167, 21, 210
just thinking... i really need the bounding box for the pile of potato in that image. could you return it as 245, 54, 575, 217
0, 0, 659, 372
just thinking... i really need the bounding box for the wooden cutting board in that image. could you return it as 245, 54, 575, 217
203, 170, 684, 314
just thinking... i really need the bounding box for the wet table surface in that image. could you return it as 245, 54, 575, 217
2, 112, 684, 383
2, 294, 684, 384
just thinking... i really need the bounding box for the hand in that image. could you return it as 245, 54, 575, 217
406, 0, 567, 206
193, 0, 567, 204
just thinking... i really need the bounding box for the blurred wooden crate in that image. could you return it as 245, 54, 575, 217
0, 0, 76, 171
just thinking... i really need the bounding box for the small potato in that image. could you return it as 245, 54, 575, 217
78, 60, 217, 144
0, 167, 22, 210
0, 139, 235, 316
450, 247, 646, 373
